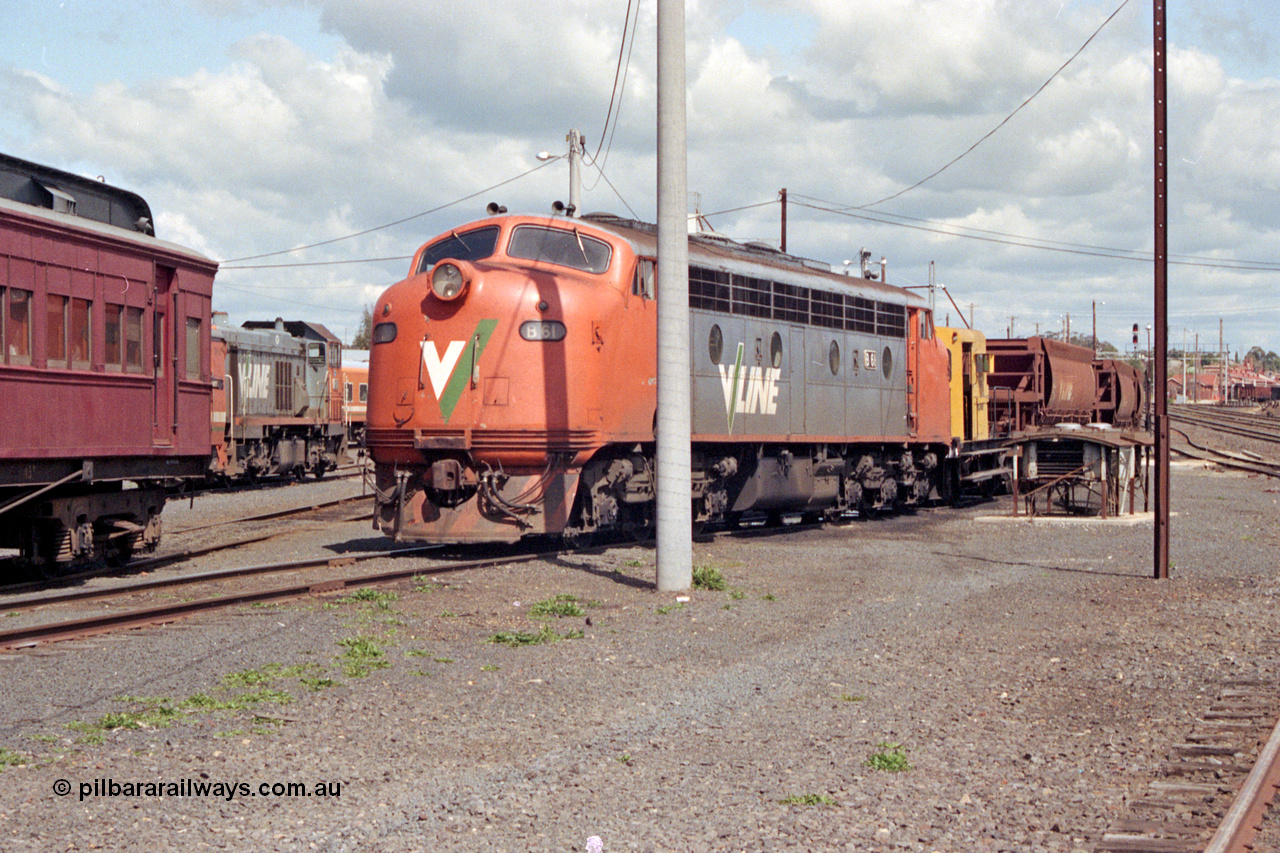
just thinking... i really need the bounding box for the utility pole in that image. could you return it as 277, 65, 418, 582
1194, 333, 1199, 403
779, 188, 787, 252
567, 129, 583, 216
1220, 319, 1226, 404
1152, 0, 1170, 580
655, 0, 692, 592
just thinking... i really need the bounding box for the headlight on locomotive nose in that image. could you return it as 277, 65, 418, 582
431, 262, 467, 300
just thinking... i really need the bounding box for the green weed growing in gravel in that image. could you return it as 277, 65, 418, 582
692, 565, 726, 591
780, 793, 836, 806
337, 636, 391, 677
337, 588, 399, 610
0, 748, 28, 768
529, 594, 585, 620
487, 624, 583, 647
656, 602, 685, 615
865, 742, 910, 772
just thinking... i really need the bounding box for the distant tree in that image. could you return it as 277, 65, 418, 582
351, 304, 373, 349
1244, 346, 1280, 374
1042, 330, 1118, 354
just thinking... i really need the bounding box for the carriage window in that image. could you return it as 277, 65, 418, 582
185, 316, 202, 378
70, 298, 91, 369
415, 225, 500, 273
359, 383, 368, 403
8, 289, 34, 364
125, 306, 144, 372
508, 225, 612, 273
105, 303, 122, 369
47, 294, 68, 367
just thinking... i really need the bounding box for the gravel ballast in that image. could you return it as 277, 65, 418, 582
0, 461, 1277, 852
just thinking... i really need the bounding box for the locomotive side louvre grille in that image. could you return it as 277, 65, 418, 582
274, 360, 293, 411
689, 265, 906, 338
847, 296, 878, 334
810, 289, 842, 330
875, 301, 907, 337
688, 267, 730, 313
730, 275, 771, 318
773, 282, 809, 324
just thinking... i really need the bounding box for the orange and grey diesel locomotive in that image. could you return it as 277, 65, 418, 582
365, 211, 953, 543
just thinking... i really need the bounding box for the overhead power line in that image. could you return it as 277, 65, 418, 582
219, 159, 557, 265
701, 194, 1280, 273
855, 0, 1133, 210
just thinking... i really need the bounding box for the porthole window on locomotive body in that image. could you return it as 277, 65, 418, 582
709, 324, 723, 363
882, 346, 893, 379
770, 332, 783, 369
828, 340, 840, 376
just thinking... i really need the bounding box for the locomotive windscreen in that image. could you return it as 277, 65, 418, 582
415, 225, 500, 273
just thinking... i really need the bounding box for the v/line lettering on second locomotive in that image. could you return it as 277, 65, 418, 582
718, 342, 780, 431
238, 362, 271, 400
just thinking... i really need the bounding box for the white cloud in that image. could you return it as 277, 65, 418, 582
0, 0, 1276, 352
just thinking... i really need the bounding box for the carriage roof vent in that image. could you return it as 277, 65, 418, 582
37, 182, 77, 215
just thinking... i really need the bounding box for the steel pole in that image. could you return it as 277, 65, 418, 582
655, 0, 692, 592
568, 129, 583, 217
1153, 0, 1170, 579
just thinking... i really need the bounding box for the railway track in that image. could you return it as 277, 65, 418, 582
0, 491, 375, 596
1095, 672, 1280, 853
1167, 405, 1280, 479
1170, 405, 1280, 446
0, 547, 555, 650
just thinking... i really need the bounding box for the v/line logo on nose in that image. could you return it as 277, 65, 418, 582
419, 319, 498, 422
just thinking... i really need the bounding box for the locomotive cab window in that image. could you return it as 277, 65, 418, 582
508, 225, 612, 274
632, 258, 655, 298
308, 342, 326, 365
415, 225, 500, 274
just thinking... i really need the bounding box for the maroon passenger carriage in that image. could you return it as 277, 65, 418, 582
0, 153, 216, 574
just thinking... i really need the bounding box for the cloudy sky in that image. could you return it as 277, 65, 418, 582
3, 0, 1277, 357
